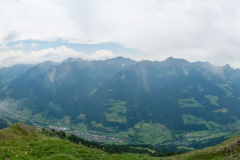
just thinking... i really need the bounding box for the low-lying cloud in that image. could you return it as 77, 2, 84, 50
88, 50, 115, 60
0, 46, 83, 67
0, 46, 127, 67
0, 99, 19, 111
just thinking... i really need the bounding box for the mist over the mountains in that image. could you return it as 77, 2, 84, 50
0, 99, 19, 111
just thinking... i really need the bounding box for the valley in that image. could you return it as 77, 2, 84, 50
2, 1, 240, 159
1, 100, 240, 151
1, 122, 240, 159
1, 57, 240, 152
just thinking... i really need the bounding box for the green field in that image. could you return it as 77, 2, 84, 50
182, 114, 222, 130
72, 122, 87, 131
216, 83, 234, 97
178, 98, 203, 108
89, 88, 97, 96
213, 108, 228, 113
105, 99, 127, 123
205, 95, 219, 106
126, 122, 172, 144
77, 113, 86, 120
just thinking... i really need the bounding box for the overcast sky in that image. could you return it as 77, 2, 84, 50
1, 0, 240, 68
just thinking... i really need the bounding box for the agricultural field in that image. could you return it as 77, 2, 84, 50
182, 114, 218, 130
89, 88, 97, 96
77, 113, 86, 120
183, 130, 230, 142
178, 98, 203, 108
204, 95, 219, 106
72, 122, 87, 132
125, 122, 172, 144
105, 99, 127, 124
213, 108, 228, 113
216, 83, 234, 97
179, 114, 240, 143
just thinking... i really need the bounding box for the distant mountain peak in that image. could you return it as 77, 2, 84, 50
108, 56, 132, 61
165, 57, 188, 61
193, 61, 213, 68
63, 57, 84, 63
223, 64, 231, 69
113, 56, 125, 59
40, 61, 56, 65
163, 57, 189, 65
165, 56, 175, 60
104, 56, 136, 63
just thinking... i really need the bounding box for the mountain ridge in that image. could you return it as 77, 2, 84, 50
1, 57, 240, 148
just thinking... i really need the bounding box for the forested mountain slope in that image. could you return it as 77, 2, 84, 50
1, 57, 240, 147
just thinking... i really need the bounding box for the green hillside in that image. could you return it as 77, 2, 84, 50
0, 123, 152, 160
1, 123, 240, 160
164, 135, 240, 160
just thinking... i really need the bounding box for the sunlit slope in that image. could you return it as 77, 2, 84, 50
0, 123, 152, 160
1, 123, 240, 160
164, 135, 240, 160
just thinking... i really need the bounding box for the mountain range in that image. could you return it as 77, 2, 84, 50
1, 57, 240, 148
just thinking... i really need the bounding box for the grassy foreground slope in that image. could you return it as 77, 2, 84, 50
1, 123, 240, 160
0, 123, 152, 160
163, 136, 240, 160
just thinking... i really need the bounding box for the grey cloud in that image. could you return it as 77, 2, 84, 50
1, 0, 240, 67
3, 31, 19, 42
61, 0, 240, 67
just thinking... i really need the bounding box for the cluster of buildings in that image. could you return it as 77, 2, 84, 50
49, 125, 69, 131
74, 131, 126, 144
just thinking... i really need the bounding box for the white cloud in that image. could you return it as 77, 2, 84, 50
0, 0, 81, 47
31, 42, 38, 48
0, 44, 7, 50
14, 43, 24, 48
88, 50, 115, 60
88, 50, 133, 61
0, 46, 130, 67
0, 46, 87, 67
1, 0, 240, 67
